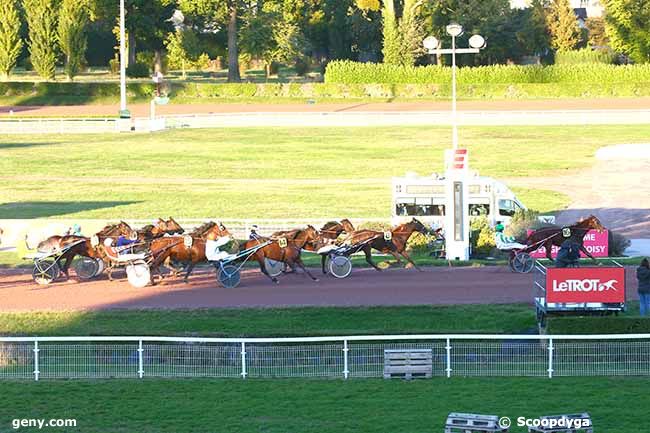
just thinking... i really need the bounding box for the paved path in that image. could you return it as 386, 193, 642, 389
0, 266, 638, 311
2, 98, 650, 117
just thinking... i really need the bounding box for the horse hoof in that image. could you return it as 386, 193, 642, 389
273, 279, 279, 284
313, 278, 320, 282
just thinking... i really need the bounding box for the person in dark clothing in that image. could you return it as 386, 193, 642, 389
636, 258, 650, 316
555, 238, 581, 268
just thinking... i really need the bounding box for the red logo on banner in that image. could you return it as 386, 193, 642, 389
528, 230, 609, 259
546, 267, 625, 303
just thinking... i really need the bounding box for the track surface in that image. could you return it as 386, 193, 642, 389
3, 98, 650, 117
0, 266, 638, 311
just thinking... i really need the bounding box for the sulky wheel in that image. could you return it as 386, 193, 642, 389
511, 252, 534, 273
125, 260, 151, 288
72, 257, 101, 280
217, 264, 241, 288
328, 255, 352, 279
32, 260, 60, 285
264, 258, 284, 278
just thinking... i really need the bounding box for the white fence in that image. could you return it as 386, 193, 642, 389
1, 334, 649, 381
0, 118, 119, 134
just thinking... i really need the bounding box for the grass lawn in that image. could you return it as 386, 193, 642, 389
2, 125, 649, 219
0, 377, 646, 433
0, 305, 537, 337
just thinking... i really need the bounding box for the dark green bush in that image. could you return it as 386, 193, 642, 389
294, 58, 310, 76
609, 230, 631, 256
547, 316, 650, 334
470, 216, 495, 258
126, 62, 150, 78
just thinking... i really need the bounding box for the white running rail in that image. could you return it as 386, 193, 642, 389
1, 334, 649, 381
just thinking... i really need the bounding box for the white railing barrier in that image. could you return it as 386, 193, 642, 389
1, 334, 649, 381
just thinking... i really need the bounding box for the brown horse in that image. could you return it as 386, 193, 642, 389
526, 215, 605, 262
336, 218, 430, 272
319, 219, 355, 240
243, 226, 321, 283
150, 222, 230, 283
137, 217, 185, 242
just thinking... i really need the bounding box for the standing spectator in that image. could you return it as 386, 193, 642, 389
637, 258, 650, 316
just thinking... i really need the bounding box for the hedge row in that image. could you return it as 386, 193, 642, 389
547, 316, 650, 334
2, 81, 650, 103
325, 60, 650, 84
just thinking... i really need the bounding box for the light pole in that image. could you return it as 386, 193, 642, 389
423, 24, 486, 149
423, 25, 485, 261
119, 0, 129, 118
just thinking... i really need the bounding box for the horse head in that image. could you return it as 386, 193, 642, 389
320, 221, 344, 239
204, 222, 232, 241
409, 217, 431, 235
578, 215, 605, 233
340, 219, 355, 233
164, 217, 184, 234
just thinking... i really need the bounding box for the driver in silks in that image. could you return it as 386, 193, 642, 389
205, 228, 232, 262
494, 222, 527, 250
555, 237, 581, 268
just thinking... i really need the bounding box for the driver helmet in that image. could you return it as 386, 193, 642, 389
73, 224, 81, 233
129, 231, 138, 241
251, 224, 259, 231
495, 223, 505, 232
104, 238, 114, 247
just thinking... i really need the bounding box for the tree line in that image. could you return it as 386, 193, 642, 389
0, 0, 647, 82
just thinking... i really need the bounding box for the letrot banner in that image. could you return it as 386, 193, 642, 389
546, 267, 625, 304
528, 229, 609, 259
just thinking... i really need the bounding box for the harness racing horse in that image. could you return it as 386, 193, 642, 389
243, 227, 321, 284
137, 217, 185, 242
150, 222, 230, 283
337, 218, 430, 272
526, 215, 606, 262
27, 221, 136, 279
319, 219, 355, 240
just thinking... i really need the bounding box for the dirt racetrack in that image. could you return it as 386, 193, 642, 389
0, 265, 638, 311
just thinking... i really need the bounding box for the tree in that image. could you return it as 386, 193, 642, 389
423, 0, 521, 65
24, 0, 58, 80
398, 0, 426, 66
240, 2, 308, 77
381, 0, 400, 64
95, 0, 175, 70
58, 0, 91, 80
178, 0, 241, 82
0, 0, 22, 80
546, 0, 581, 52
164, 28, 201, 77
586, 17, 608, 48
602, 0, 650, 63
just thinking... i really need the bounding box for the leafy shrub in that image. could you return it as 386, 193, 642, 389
324, 60, 650, 85
555, 49, 615, 65
506, 209, 544, 241
470, 216, 495, 258
294, 58, 309, 76
109, 56, 120, 75
126, 62, 150, 78
609, 230, 631, 256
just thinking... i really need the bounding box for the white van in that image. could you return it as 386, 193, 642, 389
391, 171, 525, 227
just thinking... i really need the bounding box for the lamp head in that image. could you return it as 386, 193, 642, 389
423, 36, 440, 51
446, 23, 463, 38
469, 34, 486, 49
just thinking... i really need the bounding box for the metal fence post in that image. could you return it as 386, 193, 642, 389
241, 342, 247, 379
445, 338, 452, 378
33, 340, 40, 381
342, 339, 349, 379
547, 338, 554, 379
138, 340, 144, 379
